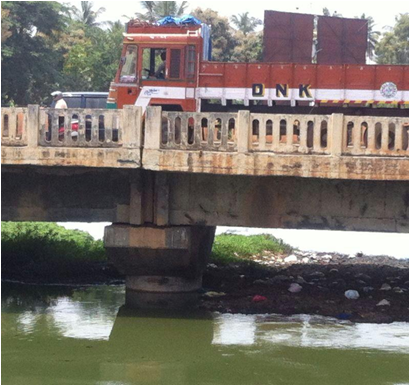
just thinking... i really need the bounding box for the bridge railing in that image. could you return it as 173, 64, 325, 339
38, 108, 123, 147
1, 107, 28, 146
249, 113, 331, 154
1, 105, 142, 149
2, 105, 408, 159
342, 116, 409, 156
153, 109, 408, 157
160, 111, 238, 151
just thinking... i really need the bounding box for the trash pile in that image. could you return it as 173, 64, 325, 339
202, 252, 409, 323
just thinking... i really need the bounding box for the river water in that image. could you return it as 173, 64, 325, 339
2, 283, 409, 385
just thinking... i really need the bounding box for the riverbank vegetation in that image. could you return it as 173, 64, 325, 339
1, 222, 105, 263
1, 222, 293, 281
1, 222, 108, 282
1, 222, 291, 266
211, 233, 292, 264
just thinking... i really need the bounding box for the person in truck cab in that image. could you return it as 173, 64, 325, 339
154, 51, 166, 79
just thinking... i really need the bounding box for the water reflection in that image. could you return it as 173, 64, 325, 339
212, 314, 409, 353
2, 283, 409, 385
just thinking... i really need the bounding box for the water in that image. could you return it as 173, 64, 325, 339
2, 283, 409, 385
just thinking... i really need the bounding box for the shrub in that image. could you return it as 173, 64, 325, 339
211, 233, 292, 264
1, 222, 106, 267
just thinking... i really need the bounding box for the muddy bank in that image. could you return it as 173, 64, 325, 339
201, 253, 409, 323
2, 251, 408, 323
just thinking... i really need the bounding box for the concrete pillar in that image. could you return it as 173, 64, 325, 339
104, 224, 216, 309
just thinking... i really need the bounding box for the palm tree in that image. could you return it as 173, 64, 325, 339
74, 1, 106, 27
322, 8, 342, 17
135, 1, 188, 22
358, 14, 381, 61
135, 1, 157, 23
107, 20, 125, 33
230, 12, 261, 36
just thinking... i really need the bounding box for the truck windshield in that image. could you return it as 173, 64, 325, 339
142, 48, 166, 79
120, 45, 138, 83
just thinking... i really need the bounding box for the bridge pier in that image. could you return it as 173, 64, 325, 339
104, 224, 215, 309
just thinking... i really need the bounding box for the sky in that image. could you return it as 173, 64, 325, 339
62, 0, 409, 31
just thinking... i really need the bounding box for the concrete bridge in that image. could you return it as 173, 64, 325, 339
2, 105, 408, 305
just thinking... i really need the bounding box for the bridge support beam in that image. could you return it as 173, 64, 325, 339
104, 224, 216, 309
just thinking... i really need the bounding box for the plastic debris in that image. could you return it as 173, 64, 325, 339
376, 299, 391, 307
344, 290, 360, 300
203, 291, 226, 298
296, 276, 306, 284
252, 295, 267, 303
393, 287, 404, 293
284, 255, 298, 263
288, 283, 303, 293
380, 283, 392, 291
337, 312, 352, 320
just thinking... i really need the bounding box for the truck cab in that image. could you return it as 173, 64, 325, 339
107, 20, 210, 112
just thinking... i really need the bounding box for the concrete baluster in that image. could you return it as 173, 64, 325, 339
122, 105, 143, 148
330, 113, 344, 156
144, 106, 162, 150
237, 110, 250, 153
395, 119, 403, 152
27, 105, 40, 148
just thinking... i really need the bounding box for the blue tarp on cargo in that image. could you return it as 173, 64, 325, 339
157, 16, 178, 25
179, 15, 202, 25
157, 15, 202, 26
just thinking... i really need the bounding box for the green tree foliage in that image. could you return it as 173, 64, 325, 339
1, 1, 124, 104
376, 13, 409, 64
1, 1, 69, 106
1, 8, 12, 43
230, 12, 261, 36
192, 7, 237, 61
231, 31, 263, 62
134, 1, 188, 21
60, 19, 124, 91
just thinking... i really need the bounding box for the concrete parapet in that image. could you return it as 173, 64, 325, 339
1, 105, 143, 168
2, 105, 408, 180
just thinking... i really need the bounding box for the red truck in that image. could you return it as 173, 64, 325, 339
107, 19, 409, 117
